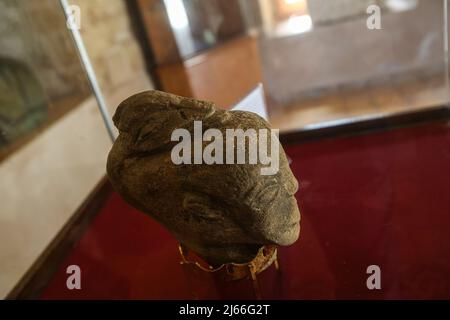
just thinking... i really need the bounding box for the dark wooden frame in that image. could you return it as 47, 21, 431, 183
6, 105, 450, 299
279, 105, 450, 145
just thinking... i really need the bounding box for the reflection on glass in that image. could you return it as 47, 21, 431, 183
253, 0, 448, 130
164, 0, 247, 58
0, 56, 48, 150
385, 0, 419, 12
164, 0, 189, 29
0, 0, 90, 160
274, 13, 312, 37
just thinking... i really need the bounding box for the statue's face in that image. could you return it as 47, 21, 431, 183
167, 110, 300, 250
174, 166, 300, 254
107, 90, 300, 264
242, 158, 300, 246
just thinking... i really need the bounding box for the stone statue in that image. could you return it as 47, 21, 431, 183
107, 90, 300, 267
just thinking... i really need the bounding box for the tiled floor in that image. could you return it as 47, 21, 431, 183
270, 73, 449, 131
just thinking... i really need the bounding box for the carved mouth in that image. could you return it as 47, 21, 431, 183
290, 220, 300, 227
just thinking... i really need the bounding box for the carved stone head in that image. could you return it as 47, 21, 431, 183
107, 90, 300, 266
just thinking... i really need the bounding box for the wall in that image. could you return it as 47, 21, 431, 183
307, 0, 378, 25
260, 0, 445, 107
72, 0, 151, 93
0, 0, 153, 298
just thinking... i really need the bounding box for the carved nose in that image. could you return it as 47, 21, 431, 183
284, 175, 299, 196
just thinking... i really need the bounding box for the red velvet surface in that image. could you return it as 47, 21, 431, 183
41, 122, 450, 299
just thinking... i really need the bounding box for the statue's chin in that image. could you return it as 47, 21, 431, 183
276, 221, 300, 246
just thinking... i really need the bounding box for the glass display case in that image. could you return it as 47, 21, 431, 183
1, 0, 449, 300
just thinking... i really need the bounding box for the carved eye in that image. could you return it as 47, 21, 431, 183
182, 193, 220, 221
136, 112, 170, 143
137, 122, 158, 142
254, 183, 280, 207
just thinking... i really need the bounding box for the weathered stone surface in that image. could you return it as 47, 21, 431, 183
107, 90, 300, 266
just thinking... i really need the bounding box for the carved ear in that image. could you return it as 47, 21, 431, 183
182, 193, 223, 221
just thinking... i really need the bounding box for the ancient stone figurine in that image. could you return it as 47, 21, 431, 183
107, 90, 300, 267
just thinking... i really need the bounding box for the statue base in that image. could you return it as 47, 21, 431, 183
178, 244, 279, 299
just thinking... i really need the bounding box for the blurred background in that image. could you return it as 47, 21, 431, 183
0, 0, 448, 298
